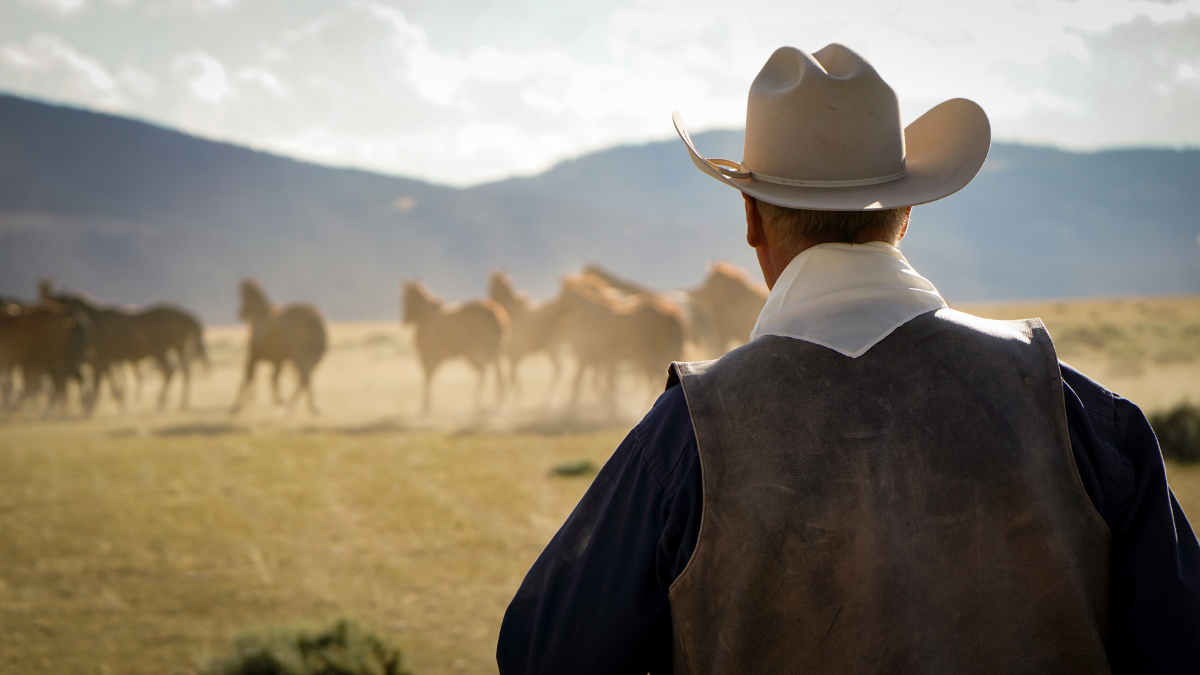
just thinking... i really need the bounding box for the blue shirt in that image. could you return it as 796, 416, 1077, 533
497, 362, 1200, 674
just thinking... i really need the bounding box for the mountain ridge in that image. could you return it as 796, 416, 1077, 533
1, 93, 1197, 323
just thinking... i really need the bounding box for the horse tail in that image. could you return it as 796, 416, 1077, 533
194, 331, 211, 373
187, 318, 210, 374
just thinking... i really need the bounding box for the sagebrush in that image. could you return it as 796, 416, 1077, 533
205, 619, 414, 675
1151, 401, 1200, 464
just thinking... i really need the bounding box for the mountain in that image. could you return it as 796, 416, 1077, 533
1, 93, 1197, 323
481, 131, 1200, 304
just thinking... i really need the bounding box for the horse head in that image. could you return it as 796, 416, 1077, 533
238, 278, 272, 323
401, 280, 441, 324
37, 278, 55, 302
488, 271, 525, 310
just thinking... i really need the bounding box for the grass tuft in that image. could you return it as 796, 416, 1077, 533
204, 619, 414, 675
1151, 401, 1200, 463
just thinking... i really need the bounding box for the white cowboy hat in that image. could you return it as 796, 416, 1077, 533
673, 43, 991, 210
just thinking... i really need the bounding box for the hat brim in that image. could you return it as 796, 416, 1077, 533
674, 98, 991, 210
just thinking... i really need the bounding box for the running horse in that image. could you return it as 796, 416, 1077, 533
553, 274, 685, 416
488, 271, 564, 402
41, 283, 208, 411
0, 298, 93, 414
403, 280, 509, 415
231, 279, 327, 416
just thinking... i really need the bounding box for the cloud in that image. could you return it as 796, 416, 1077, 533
3, 0, 1200, 186
172, 50, 231, 103
993, 12, 1200, 148
0, 33, 125, 107
21, 0, 88, 17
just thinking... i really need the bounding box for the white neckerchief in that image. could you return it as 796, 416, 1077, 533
749, 241, 947, 358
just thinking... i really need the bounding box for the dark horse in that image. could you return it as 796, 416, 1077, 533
0, 299, 93, 414
231, 279, 327, 416
42, 283, 208, 411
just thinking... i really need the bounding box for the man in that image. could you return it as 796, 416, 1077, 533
497, 44, 1200, 674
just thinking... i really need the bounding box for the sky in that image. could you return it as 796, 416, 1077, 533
2, 0, 1198, 187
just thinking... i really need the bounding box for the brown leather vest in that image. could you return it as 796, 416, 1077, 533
667, 309, 1111, 675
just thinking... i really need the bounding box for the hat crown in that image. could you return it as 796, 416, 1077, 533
744, 44, 906, 183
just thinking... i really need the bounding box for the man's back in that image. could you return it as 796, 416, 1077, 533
670, 309, 1109, 674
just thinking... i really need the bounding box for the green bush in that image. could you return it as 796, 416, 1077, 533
1150, 401, 1200, 464
205, 619, 414, 675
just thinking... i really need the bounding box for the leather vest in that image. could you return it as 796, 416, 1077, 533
667, 309, 1111, 675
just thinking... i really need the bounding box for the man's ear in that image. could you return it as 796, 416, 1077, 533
897, 206, 912, 242
745, 193, 766, 248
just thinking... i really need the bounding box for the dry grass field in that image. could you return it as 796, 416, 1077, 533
2, 295, 1199, 675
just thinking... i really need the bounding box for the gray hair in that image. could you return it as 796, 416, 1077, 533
756, 200, 909, 255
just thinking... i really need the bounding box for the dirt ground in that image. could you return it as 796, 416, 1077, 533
1, 295, 1198, 674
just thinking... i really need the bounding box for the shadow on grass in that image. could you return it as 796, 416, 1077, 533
154, 422, 247, 437
297, 418, 412, 436
510, 415, 631, 436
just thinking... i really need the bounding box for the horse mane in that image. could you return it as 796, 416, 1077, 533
706, 261, 767, 296
402, 280, 444, 323
582, 264, 652, 296
488, 271, 528, 310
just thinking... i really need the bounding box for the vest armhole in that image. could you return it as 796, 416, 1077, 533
1029, 319, 1112, 532
666, 364, 711, 599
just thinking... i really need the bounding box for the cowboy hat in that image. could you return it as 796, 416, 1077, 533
673, 43, 991, 210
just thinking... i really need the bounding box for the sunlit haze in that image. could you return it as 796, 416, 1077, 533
2, 0, 1199, 186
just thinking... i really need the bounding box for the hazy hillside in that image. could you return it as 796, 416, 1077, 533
482, 130, 1200, 303
0, 94, 741, 322
1, 93, 1197, 322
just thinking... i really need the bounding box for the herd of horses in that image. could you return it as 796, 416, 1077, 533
0, 280, 209, 415
0, 261, 767, 418
406, 261, 768, 415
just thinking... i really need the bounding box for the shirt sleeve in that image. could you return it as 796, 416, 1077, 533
1061, 363, 1200, 674
496, 385, 701, 675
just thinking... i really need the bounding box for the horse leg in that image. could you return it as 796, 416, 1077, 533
155, 354, 174, 412
494, 358, 507, 408
270, 362, 284, 406
16, 367, 41, 411
131, 361, 143, 402
604, 363, 619, 419
49, 371, 69, 415
231, 357, 257, 415
77, 364, 96, 416
284, 371, 302, 416
472, 363, 487, 411
0, 366, 11, 410
569, 361, 588, 411
420, 361, 439, 416
507, 355, 521, 401
303, 369, 319, 416
107, 364, 125, 409
178, 354, 191, 412
542, 350, 561, 408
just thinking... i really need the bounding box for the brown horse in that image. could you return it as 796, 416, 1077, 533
231, 279, 327, 416
403, 280, 509, 415
553, 274, 684, 415
583, 264, 721, 358
43, 285, 208, 411
690, 261, 768, 353
488, 271, 565, 401
0, 301, 93, 414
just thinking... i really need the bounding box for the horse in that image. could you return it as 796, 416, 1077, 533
403, 280, 509, 415
553, 274, 684, 416
689, 261, 769, 354
42, 284, 208, 411
0, 302, 93, 414
231, 279, 327, 416
582, 264, 721, 358
487, 271, 565, 402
